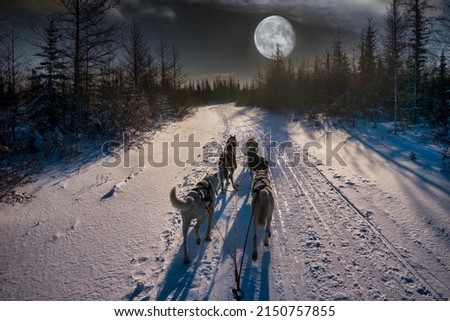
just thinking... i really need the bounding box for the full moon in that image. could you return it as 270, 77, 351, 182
254, 15, 296, 59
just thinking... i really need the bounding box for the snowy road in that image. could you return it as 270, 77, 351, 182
1, 104, 449, 300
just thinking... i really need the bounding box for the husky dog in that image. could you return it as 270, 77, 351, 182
170, 173, 220, 264
245, 137, 259, 155
245, 137, 268, 178
219, 135, 238, 191
251, 169, 274, 261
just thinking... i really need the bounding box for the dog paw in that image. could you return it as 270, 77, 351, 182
183, 258, 191, 264
264, 240, 269, 246
195, 238, 201, 245
204, 235, 212, 242
252, 252, 258, 261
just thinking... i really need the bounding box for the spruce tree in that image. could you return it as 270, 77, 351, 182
406, 0, 433, 128
384, 0, 408, 134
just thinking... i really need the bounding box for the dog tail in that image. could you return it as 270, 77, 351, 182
170, 187, 194, 211
256, 189, 270, 226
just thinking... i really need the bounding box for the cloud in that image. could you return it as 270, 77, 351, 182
119, 0, 178, 21
0, 0, 58, 19
165, 0, 389, 31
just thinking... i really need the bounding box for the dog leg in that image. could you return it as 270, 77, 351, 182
204, 206, 213, 241
264, 214, 272, 246
230, 172, 237, 190
194, 215, 206, 245
224, 168, 230, 186
264, 230, 270, 246
219, 170, 224, 191
252, 220, 258, 261
182, 218, 191, 264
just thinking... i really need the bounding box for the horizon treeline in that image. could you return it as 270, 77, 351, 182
0, 0, 449, 158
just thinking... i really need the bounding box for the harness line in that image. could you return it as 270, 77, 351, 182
197, 142, 257, 300
198, 166, 256, 301
232, 190, 257, 301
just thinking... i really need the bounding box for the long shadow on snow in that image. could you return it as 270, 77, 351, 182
214, 169, 272, 301
156, 189, 236, 301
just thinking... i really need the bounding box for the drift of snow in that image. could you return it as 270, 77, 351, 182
0, 104, 449, 300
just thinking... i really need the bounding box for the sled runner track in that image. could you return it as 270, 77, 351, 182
275, 134, 447, 300
277, 147, 447, 300
232, 117, 309, 299
236, 118, 368, 299
294, 150, 448, 300
237, 116, 394, 299
273, 152, 374, 299
268, 179, 306, 299
235, 112, 446, 300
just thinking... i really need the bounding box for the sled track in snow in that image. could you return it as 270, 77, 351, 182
299, 151, 448, 300
233, 111, 447, 300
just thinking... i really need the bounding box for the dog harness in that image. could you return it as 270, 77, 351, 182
192, 180, 213, 205
252, 175, 271, 194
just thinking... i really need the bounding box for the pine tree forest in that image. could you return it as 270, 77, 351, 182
0, 0, 449, 159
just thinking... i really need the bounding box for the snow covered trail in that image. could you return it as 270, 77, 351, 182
212, 107, 449, 300
1, 104, 449, 301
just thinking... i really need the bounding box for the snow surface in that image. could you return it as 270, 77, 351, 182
0, 104, 449, 301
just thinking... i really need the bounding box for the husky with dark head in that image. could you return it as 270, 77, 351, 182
245, 137, 268, 178
251, 169, 274, 261
245, 137, 259, 155
219, 135, 238, 191
170, 173, 220, 264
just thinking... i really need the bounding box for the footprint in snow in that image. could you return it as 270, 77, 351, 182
130, 256, 149, 265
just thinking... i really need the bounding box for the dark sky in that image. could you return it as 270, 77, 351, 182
0, 0, 446, 82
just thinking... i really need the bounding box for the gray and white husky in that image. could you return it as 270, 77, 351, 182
170, 173, 220, 264
251, 169, 274, 261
